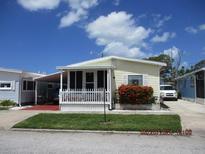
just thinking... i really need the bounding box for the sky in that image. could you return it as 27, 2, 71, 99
0, 0, 205, 73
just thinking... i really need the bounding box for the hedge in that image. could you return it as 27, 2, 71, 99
118, 84, 154, 104
0, 100, 16, 106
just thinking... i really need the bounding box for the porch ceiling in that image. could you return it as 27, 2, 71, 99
35, 72, 67, 83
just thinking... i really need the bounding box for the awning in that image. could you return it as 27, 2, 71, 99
34, 72, 67, 83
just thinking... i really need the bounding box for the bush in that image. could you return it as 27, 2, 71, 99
118, 84, 154, 104
0, 100, 16, 106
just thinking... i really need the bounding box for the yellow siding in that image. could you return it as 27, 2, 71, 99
79, 58, 161, 98
113, 60, 161, 98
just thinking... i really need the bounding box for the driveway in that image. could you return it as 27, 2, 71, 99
0, 110, 42, 130
164, 99, 205, 136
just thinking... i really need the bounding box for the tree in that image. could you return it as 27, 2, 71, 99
194, 60, 205, 70
146, 50, 183, 83
146, 54, 173, 83
178, 66, 185, 76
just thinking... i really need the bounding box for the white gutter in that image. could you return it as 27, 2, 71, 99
176, 67, 205, 80
56, 65, 115, 70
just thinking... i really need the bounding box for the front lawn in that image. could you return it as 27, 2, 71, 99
0, 107, 9, 110
13, 113, 181, 132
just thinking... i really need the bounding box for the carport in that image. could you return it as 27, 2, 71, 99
34, 72, 67, 105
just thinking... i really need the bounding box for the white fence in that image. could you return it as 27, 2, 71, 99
59, 89, 111, 104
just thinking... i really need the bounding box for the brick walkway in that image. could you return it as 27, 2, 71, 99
22, 105, 59, 111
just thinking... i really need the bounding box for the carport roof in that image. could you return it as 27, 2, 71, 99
34, 72, 67, 83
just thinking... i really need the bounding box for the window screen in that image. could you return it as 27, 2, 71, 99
97, 71, 107, 89
128, 75, 143, 85
70, 71, 75, 89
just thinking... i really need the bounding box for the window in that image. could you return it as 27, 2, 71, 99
48, 83, 53, 89
0, 81, 12, 90
160, 85, 174, 90
128, 75, 143, 85
23, 80, 35, 91
70, 71, 82, 89
97, 70, 107, 89
86, 72, 94, 89
76, 71, 82, 89
70, 71, 76, 89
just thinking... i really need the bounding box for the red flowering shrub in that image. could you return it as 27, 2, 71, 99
118, 84, 154, 104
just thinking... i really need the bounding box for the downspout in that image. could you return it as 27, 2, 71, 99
59, 71, 63, 109
18, 74, 22, 107
204, 71, 205, 104
194, 74, 197, 103
35, 80, 38, 105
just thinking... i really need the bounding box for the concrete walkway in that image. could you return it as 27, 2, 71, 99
164, 99, 205, 136
0, 110, 42, 130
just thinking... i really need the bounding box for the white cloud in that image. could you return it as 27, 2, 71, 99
86, 11, 151, 58
113, 0, 120, 6
152, 14, 172, 28
59, 0, 98, 28
17, 0, 60, 11
151, 32, 176, 43
185, 26, 198, 34
163, 46, 180, 59
199, 24, 205, 30
59, 9, 86, 28
185, 23, 205, 34
17, 0, 98, 28
103, 42, 146, 58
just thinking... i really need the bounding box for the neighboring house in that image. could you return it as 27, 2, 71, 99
176, 67, 205, 104
35, 56, 166, 111
0, 67, 44, 105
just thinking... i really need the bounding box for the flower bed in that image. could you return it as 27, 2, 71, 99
118, 85, 155, 110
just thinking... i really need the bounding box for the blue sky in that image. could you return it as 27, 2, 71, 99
0, 0, 205, 73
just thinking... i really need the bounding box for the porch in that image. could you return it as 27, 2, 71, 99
35, 65, 114, 111
58, 66, 113, 111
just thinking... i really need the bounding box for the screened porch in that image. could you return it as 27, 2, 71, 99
58, 67, 113, 106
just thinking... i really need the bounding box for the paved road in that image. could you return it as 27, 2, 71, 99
164, 100, 205, 136
0, 130, 205, 154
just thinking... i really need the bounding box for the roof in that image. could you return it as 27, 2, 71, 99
56, 65, 115, 70
0, 67, 23, 74
176, 67, 205, 80
34, 71, 66, 83
57, 56, 166, 70
0, 67, 45, 77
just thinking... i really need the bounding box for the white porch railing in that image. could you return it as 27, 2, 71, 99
59, 89, 111, 104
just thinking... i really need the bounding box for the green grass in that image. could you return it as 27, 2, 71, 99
13, 113, 181, 132
0, 107, 9, 110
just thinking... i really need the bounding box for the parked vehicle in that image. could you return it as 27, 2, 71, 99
160, 85, 178, 101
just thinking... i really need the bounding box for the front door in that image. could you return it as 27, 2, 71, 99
86, 72, 94, 89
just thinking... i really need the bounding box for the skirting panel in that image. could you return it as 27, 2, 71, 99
196, 98, 205, 104
60, 104, 110, 111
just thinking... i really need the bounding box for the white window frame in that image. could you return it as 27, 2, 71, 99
22, 79, 35, 92
0, 81, 13, 91
127, 74, 144, 86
